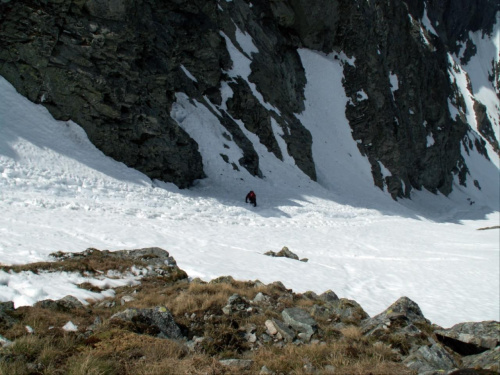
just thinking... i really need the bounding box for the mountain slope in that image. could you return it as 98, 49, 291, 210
1, 76, 499, 328
0, 0, 498, 199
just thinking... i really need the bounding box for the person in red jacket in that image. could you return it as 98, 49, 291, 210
245, 190, 257, 207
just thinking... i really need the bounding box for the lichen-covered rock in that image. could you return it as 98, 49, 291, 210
282, 307, 317, 341
461, 346, 500, 371
271, 318, 296, 342
35, 295, 84, 312
319, 290, 339, 303
362, 296, 430, 334
253, 292, 271, 304
435, 321, 500, 356
403, 342, 458, 374
330, 298, 369, 324
361, 297, 432, 356
222, 294, 249, 315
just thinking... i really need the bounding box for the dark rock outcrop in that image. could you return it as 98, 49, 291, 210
110, 306, 183, 339
0, 0, 496, 197
435, 321, 499, 356
35, 295, 84, 312
0, 0, 212, 187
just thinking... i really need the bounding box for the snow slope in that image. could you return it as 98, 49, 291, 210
1, 45, 499, 330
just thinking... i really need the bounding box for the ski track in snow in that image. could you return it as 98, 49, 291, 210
1, 42, 499, 332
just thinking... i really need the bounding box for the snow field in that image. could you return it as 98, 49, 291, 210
0, 29, 499, 329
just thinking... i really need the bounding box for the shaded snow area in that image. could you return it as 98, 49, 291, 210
1, 45, 499, 331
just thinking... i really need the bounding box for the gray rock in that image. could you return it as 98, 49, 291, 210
86, 316, 103, 332
0, 334, 12, 347
362, 296, 430, 337
361, 297, 435, 358
329, 298, 369, 324
219, 359, 253, 370
121, 295, 136, 305
96, 300, 116, 308
282, 307, 317, 341
261, 333, 272, 343
253, 292, 271, 304
435, 321, 499, 355
272, 319, 296, 342
110, 306, 183, 339
319, 290, 339, 303
302, 291, 318, 300
58, 295, 84, 309
35, 295, 84, 312
461, 346, 500, 371
222, 294, 249, 315
403, 343, 458, 374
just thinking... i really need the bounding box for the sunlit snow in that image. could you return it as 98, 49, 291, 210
1, 43, 499, 331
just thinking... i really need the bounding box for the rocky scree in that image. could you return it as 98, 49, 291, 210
0, 247, 498, 374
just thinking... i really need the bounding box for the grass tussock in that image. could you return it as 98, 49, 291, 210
340, 325, 363, 342
251, 341, 412, 374
4, 305, 95, 338
0, 251, 141, 276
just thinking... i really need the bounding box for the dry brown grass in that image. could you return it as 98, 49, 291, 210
0, 258, 421, 375
0, 333, 80, 374
3, 305, 96, 340
0, 252, 142, 276
252, 340, 413, 375
165, 281, 265, 316
80, 330, 234, 375
340, 325, 363, 342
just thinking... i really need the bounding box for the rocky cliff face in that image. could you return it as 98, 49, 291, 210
0, 0, 498, 197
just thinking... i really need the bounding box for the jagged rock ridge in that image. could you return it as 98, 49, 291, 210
0, 0, 498, 197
